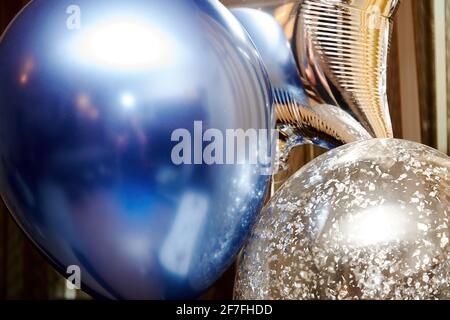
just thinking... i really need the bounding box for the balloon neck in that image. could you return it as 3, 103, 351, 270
274, 86, 373, 167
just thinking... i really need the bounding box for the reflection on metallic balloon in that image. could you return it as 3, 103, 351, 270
0, 0, 272, 299
294, 0, 399, 138
231, 7, 371, 169
225, 0, 399, 139
235, 139, 450, 300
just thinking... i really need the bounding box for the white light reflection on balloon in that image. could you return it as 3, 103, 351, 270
159, 192, 209, 277
339, 205, 416, 247
243, 9, 282, 50
78, 19, 175, 70
120, 92, 136, 110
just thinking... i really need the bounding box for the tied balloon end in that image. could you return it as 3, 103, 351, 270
273, 86, 372, 168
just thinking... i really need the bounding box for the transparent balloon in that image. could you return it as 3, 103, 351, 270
235, 139, 450, 300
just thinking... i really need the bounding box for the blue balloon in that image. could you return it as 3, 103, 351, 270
0, 0, 273, 299
231, 8, 309, 106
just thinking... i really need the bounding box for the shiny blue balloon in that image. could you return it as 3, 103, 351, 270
0, 0, 273, 299
231, 8, 309, 106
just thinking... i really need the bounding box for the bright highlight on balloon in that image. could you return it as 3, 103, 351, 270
121, 92, 136, 109
79, 19, 174, 70
340, 206, 414, 247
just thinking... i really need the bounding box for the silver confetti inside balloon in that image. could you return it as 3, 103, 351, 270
235, 139, 450, 300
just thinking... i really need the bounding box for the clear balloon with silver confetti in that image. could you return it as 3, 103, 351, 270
235, 139, 450, 300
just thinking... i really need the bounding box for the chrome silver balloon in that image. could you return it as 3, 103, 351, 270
294, 0, 399, 138
235, 139, 450, 300
225, 0, 399, 139
232, 7, 371, 166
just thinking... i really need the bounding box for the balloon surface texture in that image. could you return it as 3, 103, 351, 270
0, 0, 273, 299
235, 139, 450, 300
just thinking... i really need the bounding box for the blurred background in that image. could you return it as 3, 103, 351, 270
0, 0, 449, 299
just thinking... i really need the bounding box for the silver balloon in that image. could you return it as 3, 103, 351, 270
224, 0, 399, 139
231, 7, 371, 168
294, 0, 399, 138
235, 139, 450, 300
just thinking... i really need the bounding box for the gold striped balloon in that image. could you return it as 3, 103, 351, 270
293, 0, 400, 138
